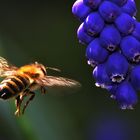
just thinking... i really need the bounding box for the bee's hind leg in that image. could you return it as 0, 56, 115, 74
22, 90, 35, 115
15, 95, 23, 116
15, 91, 35, 116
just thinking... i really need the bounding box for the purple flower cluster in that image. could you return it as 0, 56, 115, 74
72, 0, 140, 109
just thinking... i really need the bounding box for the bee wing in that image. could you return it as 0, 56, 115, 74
0, 56, 18, 77
35, 76, 81, 88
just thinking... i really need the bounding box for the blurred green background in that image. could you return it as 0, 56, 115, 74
0, 1, 140, 140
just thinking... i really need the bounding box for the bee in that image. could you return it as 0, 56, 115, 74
0, 57, 80, 116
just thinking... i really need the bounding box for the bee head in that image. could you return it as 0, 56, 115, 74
34, 62, 47, 77
19, 62, 47, 79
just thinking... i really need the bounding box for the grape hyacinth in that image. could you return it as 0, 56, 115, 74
72, 0, 140, 109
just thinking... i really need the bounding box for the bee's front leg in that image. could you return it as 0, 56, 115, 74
40, 86, 46, 94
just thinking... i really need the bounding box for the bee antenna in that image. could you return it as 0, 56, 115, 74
46, 67, 61, 72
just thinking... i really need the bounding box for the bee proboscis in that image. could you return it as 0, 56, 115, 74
0, 57, 80, 116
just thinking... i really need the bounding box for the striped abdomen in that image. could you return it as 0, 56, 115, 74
0, 74, 30, 100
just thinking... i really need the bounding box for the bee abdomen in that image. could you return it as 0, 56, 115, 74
0, 74, 30, 100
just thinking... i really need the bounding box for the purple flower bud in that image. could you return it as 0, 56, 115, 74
115, 13, 135, 35
120, 36, 140, 63
84, 12, 105, 36
100, 25, 121, 51
122, 0, 137, 17
93, 63, 112, 88
115, 81, 138, 109
105, 52, 129, 83
72, 0, 91, 21
86, 38, 109, 67
99, 1, 121, 22
77, 23, 94, 45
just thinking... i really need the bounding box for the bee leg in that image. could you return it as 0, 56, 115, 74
22, 91, 35, 115
41, 86, 46, 94
15, 96, 22, 116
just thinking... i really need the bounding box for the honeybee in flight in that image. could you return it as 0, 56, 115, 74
0, 57, 80, 116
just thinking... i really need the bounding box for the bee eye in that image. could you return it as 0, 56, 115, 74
41, 68, 46, 75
